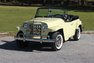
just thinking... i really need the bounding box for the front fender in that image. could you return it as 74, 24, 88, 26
49, 25, 64, 32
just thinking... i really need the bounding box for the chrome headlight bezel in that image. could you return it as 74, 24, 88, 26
23, 23, 28, 28
42, 24, 48, 30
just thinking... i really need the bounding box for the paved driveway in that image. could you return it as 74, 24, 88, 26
0, 34, 94, 63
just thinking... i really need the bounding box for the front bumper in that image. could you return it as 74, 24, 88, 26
15, 37, 55, 43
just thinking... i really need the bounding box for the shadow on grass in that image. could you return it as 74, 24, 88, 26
0, 40, 54, 52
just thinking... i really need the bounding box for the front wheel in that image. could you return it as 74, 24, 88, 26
51, 32, 64, 51
73, 27, 81, 41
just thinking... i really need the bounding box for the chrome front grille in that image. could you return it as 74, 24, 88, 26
33, 23, 42, 35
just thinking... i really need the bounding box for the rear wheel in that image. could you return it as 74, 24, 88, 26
73, 27, 81, 41
16, 32, 29, 48
51, 32, 63, 51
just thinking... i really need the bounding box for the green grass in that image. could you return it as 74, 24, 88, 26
0, 6, 37, 32
0, 6, 94, 32
69, 11, 94, 30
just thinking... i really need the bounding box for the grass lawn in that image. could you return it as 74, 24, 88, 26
0, 6, 37, 32
69, 10, 94, 31
0, 6, 94, 32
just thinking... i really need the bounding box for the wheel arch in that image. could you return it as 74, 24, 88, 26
48, 29, 65, 42
16, 31, 24, 37
79, 25, 83, 32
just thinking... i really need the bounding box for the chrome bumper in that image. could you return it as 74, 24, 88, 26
15, 37, 55, 43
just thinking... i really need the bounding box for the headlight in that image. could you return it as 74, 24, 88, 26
23, 23, 28, 28
42, 24, 48, 29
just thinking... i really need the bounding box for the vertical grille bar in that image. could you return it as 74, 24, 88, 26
33, 23, 42, 36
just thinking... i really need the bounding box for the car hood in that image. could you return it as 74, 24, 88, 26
30, 17, 64, 28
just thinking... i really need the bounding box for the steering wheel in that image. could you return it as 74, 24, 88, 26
63, 14, 68, 20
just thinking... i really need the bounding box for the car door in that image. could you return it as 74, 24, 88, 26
63, 20, 75, 39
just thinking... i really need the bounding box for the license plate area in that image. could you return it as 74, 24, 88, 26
33, 36, 41, 39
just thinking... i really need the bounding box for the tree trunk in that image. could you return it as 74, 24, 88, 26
80, 0, 87, 6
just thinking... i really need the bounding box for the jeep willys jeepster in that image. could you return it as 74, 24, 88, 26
15, 8, 82, 51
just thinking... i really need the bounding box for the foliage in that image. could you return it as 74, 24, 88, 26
16, 0, 31, 3
0, 0, 94, 6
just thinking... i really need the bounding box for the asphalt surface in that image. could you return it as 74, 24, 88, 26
0, 34, 94, 63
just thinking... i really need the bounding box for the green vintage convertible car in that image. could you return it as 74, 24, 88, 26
15, 8, 82, 50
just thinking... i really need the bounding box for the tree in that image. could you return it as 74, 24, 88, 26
16, 0, 32, 5
63, 0, 70, 6
42, 0, 46, 6
66, 0, 70, 5
78, 0, 87, 6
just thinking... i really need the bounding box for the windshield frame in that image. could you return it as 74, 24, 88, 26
35, 8, 67, 18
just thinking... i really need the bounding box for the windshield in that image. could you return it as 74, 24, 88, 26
35, 8, 66, 18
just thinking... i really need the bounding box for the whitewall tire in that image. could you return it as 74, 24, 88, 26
73, 27, 81, 41
52, 32, 63, 51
